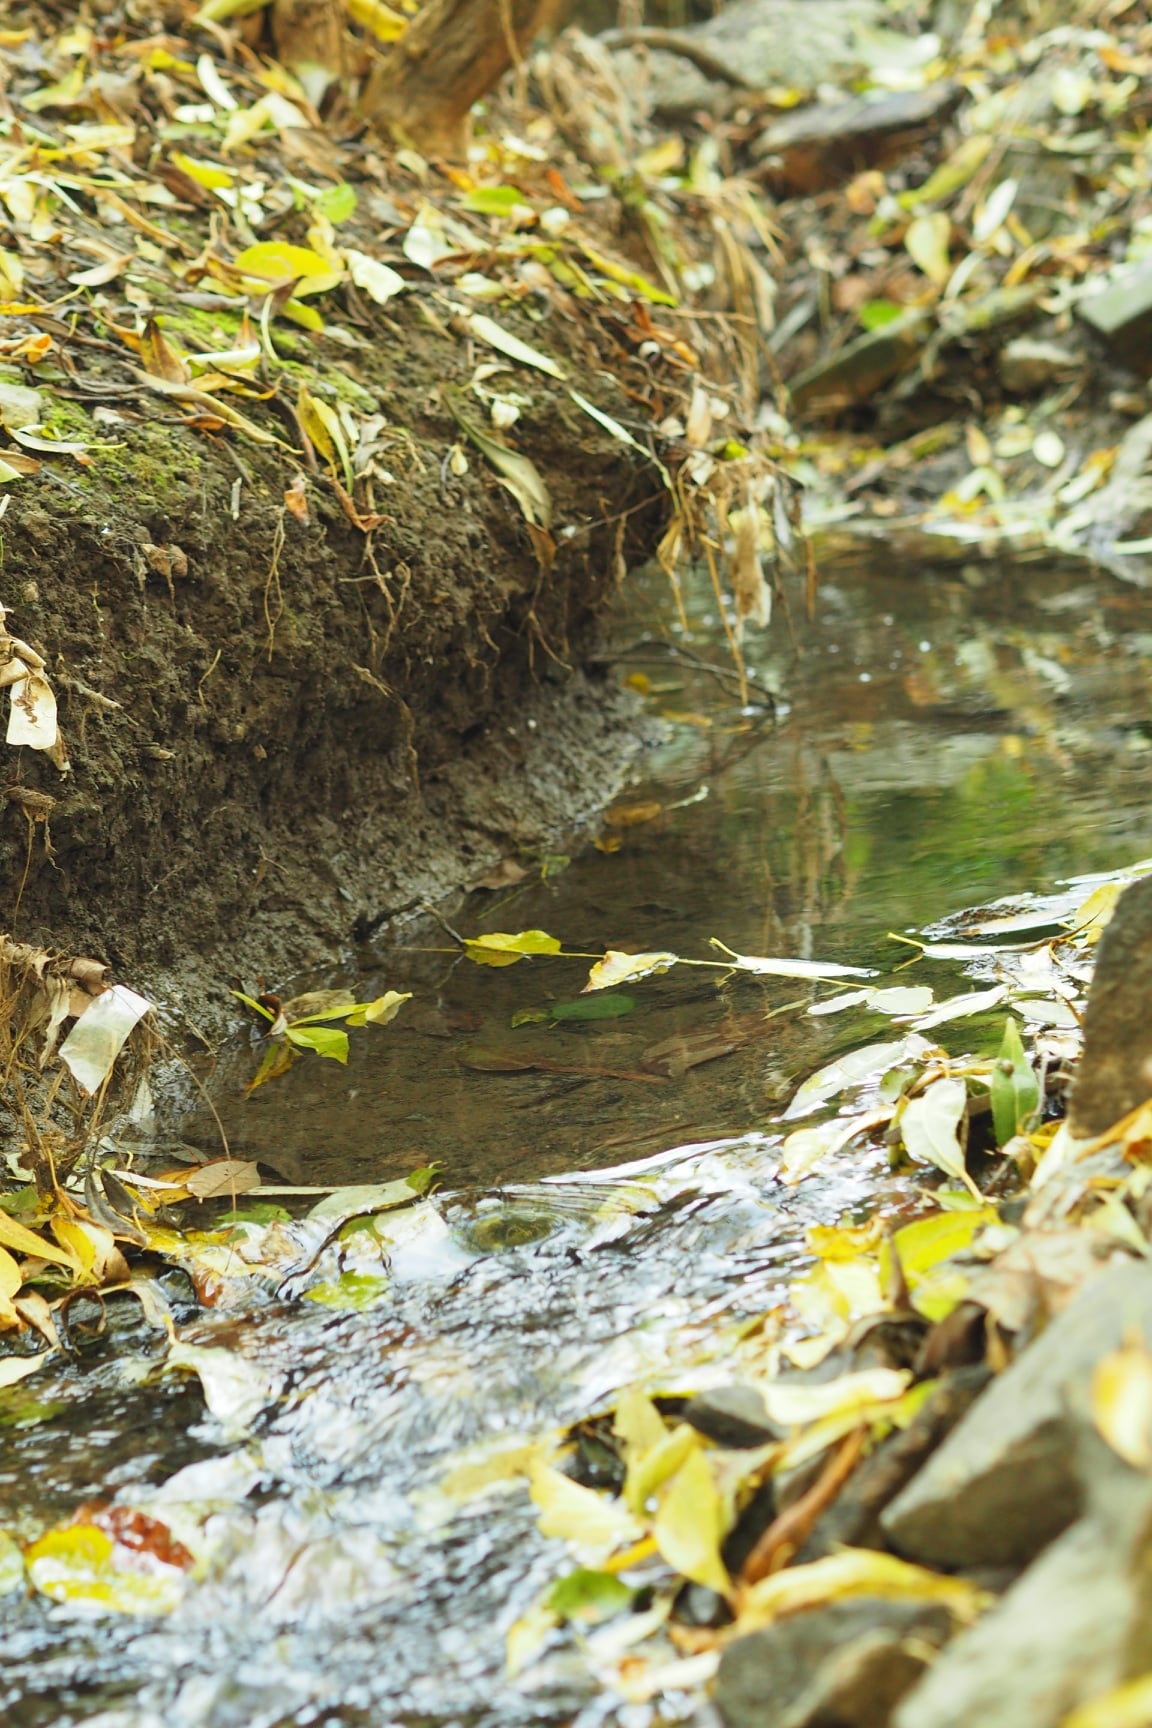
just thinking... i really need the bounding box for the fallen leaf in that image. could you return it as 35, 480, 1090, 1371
1092, 1340, 1152, 1471
653, 1448, 729, 1593
463, 930, 562, 968
529, 1462, 641, 1561
466, 313, 565, 379
901, 1077, 980, 1199
736, 1547, 989, 1631
584, 950, 678, 992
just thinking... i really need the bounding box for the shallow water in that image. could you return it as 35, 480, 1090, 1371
4, 545, 1152, 1727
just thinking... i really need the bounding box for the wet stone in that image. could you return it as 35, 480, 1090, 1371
998, 336, 1084, 395
683, 1383, 784, 1449
881, 1262, 1152, 1570
716, 1597, 952, 1728
1078, 257, 1152, 373
752, 83, 962, 195
1069, 874, 1152, 1136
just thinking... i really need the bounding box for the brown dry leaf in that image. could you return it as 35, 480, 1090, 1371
138, 320, 189, 385
183, 1159, 262, 1201
284, 475, 310, 524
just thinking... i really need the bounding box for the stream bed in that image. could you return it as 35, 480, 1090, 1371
3, 545, 1152, 1727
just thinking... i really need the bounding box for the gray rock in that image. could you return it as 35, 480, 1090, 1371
893, 1483, 1152, 1728
1069, 875, 1152, 1137
789, 311, 931, 415
881, 1261, 1152, 1569
998, 336, 1084, 395
753, 83, 962, 195
607, 0, 880, 117
684, 1384, 784, 1449
1078, 257, 1152, 373
717, 1597, 951, 1728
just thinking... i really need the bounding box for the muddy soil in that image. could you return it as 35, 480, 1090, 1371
1, 307, 663, 1025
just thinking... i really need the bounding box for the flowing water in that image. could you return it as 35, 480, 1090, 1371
4, 543, 1152, 1727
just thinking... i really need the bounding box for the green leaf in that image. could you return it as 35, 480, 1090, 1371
285, 1024, 349, 1062
446, 398, 553, 528
466, 313, 565, 380
461, 185, 524, 217
858, 299, 904, 331
990, 1016, 1040, 1147
231, 990, 275, 1021
544, 1567, 634, 1623
314, 182, 357, 224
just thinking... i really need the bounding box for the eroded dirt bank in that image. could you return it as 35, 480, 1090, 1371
1, 340, 660, 1020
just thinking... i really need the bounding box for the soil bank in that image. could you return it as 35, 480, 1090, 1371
0, 307, 663, 1024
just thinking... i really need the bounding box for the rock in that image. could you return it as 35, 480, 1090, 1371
789, 310, 931, 415
753, 83, 962, 195
684, 1384, 784, 1449
892, 1463, 1152, 1728
716, 1597, 951, 1728
1061, 410, 1152, 586
998, 336, 1084, 395
606, 0, 880, 118
1078, 257, 1152, 373
796, 1366, 989, 1561
881, 1262, 1152, 1569
1068, 875, 1152, 1137
0, 382, 43, 430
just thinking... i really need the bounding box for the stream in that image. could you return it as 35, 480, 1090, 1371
3, 542, 1152, 1727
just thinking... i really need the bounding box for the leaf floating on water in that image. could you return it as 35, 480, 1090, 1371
990, 1016, 1040, 1147
463, 929, 562, 968
584, 951, 679, 993
183, 1159, 262, 1200
737, 1548, 989, 1631
652, 1448, 729, 1594
910, 985, 1007, 1031
786, 1038, 928, 1120
780, 1108, 894, 1184
711, 939, 874, 982
307, 1178, 422, 1223
1092, 1341, 1152, 1471
901, 1077, 979, 1198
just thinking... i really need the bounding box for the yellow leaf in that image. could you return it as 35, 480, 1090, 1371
0, 1244, 21, 1302
738, 1548, 989, 1631
528, 1462, 641, 1560
625, 1421, 697, 1516
0, 1209, 80, 1271
653, 1448, 730, 1593
463, 930, 561, 968
345, 0, 409, 42
613, 1386, 668, 1460
170, 151, 233, 190
295, 385, 352, 487
0, 1354, 52, 1389
25, 1524, 185, 1617
887, 1208, 996, 1283
52, 1217, 127, 1285
346, 990, 411, 1027
904, 212, 952, 287
1062, 1673, 1152, 1728
584, 951, 678, 994
807, 1220, 884, 1261
233, 241, 342, 297
1092, 1340, 1152, 1471
759, 1367, 911, 1429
